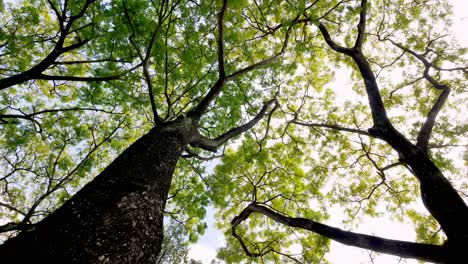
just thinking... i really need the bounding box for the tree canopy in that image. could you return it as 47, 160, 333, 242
0, 0, 466, 263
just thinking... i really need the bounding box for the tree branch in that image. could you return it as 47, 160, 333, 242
53, 59, 131, 65
291, 120, 374, 137
143, 0, 176, 125
317, 10, 468, 249
354, 0, 368, 49
0, 0, 98, 91
0, 107, 119, 122
188, 3, 294, 120
216, 0, 228, 78
0, 222, 34, 234
317, 23, 354, 55
232, 203, 451, 263
0, 201, 26, 217
385, 39, 453, 154
416, 83, 450, 154
190, 99, 278, 152
318, 21, 390, 128
36, 73, 121, 82
225, 24, 292, 82
185, 0, 228, 120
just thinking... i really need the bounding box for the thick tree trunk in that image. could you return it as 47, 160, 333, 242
0, 128, 186, 263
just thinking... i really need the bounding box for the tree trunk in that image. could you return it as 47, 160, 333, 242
0, 128, 186, 263
368, 125, 468, 246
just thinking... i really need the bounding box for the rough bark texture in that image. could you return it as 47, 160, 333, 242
0, 128, 186, 263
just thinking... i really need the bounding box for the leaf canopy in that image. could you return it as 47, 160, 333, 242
0, 0, 466, 262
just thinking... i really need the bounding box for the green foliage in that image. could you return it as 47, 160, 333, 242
210, 136, 330, 261
1, 0, 467, 263
166, 158, 210, 243
157, 219, 203, 264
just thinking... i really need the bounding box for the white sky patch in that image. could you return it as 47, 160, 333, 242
188, 244, 218, 264
451, 0, 468, 46
327, 66, 355, 104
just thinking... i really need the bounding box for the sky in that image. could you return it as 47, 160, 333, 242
188, 0, 468, 263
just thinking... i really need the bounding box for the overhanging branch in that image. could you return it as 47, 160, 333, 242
232, 203, 451, 263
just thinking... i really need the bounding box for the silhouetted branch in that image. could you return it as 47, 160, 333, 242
354, 0, 368, 49
188, 3, 294, 119
0, 0, 105, 91
191, 99, 278, 152
232, 203, 450, 263
291, 120, 373, 137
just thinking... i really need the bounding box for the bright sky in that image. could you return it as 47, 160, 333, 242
188, 0, 468, 263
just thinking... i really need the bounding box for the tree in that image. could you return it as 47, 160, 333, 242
0, 0, 466, 263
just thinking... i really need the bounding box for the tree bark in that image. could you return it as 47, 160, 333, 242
0, 128, 186, 263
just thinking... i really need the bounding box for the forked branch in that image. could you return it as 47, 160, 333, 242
318, 6, 391, 128
188, 1, 294, 119
191, 99, 278, 152
0, 0, 128, 90
385, 39, 454, 154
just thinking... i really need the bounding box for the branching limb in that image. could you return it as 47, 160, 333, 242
188, 2, 294, 119
318, 2, 391, 128
52, 59, 132, 65
225, 24, 293, 82
386, 39, 468, 74
35, 72, 125, 82
0, 201, 26, 217
354, 0, 367, 49
181, 146, 224, 161
232, 203, 451, 263
384, 39, 453, 154
317, 23, 353, 55
290, 120, 374, 137
186, 0, 228, 119
143, 0, 180, 125
316, 1, 468, 249
0, 107, 121, 132
0, 0, 111, 90
123, 0, 173, 125
190, 99, 278, 152
416, 81, 450, 154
